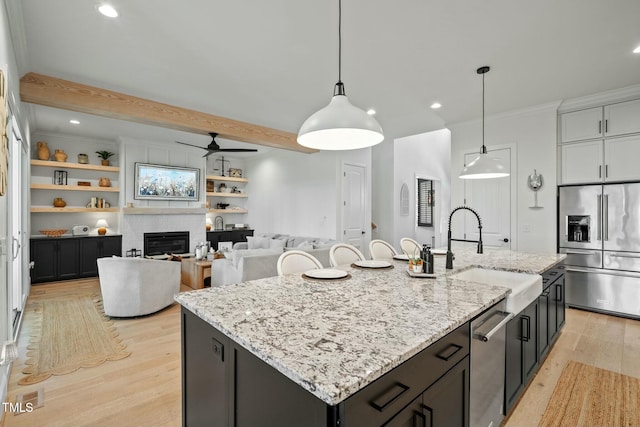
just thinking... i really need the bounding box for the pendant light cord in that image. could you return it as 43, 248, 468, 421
481, 70, 486, 154
338, 0, 342, 83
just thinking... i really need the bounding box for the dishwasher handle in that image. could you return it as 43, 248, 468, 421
473, 311, 514, 342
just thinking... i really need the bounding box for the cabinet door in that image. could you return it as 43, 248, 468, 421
538, 290, 550, 359
57, 239, 80, 280
505, 315, 525, 413
561, 140, 603, 184
555, 277, 566, 331
547, 285, 558, 345
100, 236, 122, 257
421, 356, 469, 427
382, 396, 424, 427
560, 107, 603, 143
30, 239, 58, 283
604, 99, 640, 137
522, 301, 539, 383
604, 135, 640, 182
79, 238, 100, 277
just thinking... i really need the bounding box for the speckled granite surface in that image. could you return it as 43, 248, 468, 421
176, 244, 565, 406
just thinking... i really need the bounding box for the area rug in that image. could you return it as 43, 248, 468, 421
19, 294, 131, 385
538, 360, 640, 427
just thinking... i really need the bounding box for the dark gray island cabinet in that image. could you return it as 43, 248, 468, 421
181, 307, 470, 427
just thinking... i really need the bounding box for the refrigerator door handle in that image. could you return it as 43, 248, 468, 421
597, 194, 602, 241
608, 253, 640, 259
565, 250, 598, 255
604, 194, 609, 241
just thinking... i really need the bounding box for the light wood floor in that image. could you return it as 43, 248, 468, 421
2, 278, 639, 427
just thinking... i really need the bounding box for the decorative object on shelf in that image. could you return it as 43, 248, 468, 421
134, 163, 200, 201
54, 149, 68, 162
126, 248, 142, 258
231, 186, 241, 194
37, 141, 50, 160
95, 150, 114, 166
229, 168, 243, 178
77, 181, 91, 186
206, 179, 215, 192
72, 225, 90, 236
527, 169, 544, 209
87, 197, 110, 208
53, 170, 68, 185
96, 219, 109, 235
459, 66, 509, 180
53, 197, 66, 207
206, 218, 213, 231
216, 203, 229, 210
39, 229, 67, 237
217, 182, 227, 193
98, 177, 111, 187
214, 216, 224, 231
77, 153, 89, 164
297, 0, 383, 151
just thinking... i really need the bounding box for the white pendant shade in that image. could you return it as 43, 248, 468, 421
459, 152, 509, 179
298, 94, 384, 150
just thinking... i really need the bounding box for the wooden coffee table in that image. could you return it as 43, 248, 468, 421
181, 258, 212, 290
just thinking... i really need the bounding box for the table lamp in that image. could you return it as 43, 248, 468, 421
205, 217, 213, 231
96, 219, 109, 235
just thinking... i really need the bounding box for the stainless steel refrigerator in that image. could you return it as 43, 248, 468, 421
558, 183, 640, 319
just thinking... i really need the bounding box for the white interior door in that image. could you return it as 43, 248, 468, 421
9, 115, 26, 326
463, 148, 512, 249
342, 164, 366, 250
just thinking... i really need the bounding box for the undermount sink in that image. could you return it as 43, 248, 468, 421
450, 268, 542, 314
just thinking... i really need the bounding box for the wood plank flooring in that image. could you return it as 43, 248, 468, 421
2, 278, 639, 426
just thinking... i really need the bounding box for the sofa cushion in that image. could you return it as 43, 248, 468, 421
247, 236, 271, 249
232, 248, 283, 268
269, 239, 286, 250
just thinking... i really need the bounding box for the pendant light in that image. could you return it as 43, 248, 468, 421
459, 66, 509, 179
297, 0, 384, 150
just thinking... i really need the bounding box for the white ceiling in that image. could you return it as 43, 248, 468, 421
8, 0, 640, 152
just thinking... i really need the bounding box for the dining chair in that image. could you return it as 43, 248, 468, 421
400, 237, 422, 257
329, 243, 365, 267
276, 250, 323, 276
369, 239, 399, 260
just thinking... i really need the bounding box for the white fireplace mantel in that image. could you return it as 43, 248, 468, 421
122, 207, 208, 215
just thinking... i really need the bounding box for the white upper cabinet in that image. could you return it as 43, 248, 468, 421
604, 135, 640, 182
561, 140, 604, 184
560, 107, 603, 143
604, 99, 640, 137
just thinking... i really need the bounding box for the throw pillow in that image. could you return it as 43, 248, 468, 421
247, 236, 270, 249
269, 239, 286, 250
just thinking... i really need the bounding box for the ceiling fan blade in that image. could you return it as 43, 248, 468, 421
217, 148, 259, 152
202, 150, 217, 158
175, 140, 207, 150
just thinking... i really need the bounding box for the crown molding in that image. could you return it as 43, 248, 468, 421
558, 84, 640, 113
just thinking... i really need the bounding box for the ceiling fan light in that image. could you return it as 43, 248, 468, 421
298, 94, 384, 150
459, 153, 509, 179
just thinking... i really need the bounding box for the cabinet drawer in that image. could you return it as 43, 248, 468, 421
343, 323, 469, 427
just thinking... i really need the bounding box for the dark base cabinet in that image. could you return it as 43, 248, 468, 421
181, 307, 471, 427
505, 263, 565, 416
206, 229, 254, 250
30, 235, 122, 284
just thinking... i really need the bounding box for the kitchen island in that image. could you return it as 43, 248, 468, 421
176, 245, 565, 427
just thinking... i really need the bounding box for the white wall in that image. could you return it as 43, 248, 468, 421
393, 129, 451, 251
244, 148, 371, 242
449, 103, 559, 253
371, 140, 394, 243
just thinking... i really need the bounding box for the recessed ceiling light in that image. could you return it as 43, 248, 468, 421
366, 109, 376, 115
633, 45, 640, 54
98, 4, 118, 18
69, 119, 80, 125
430, 102, 442, 109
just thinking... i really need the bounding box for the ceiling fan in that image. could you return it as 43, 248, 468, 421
175, 132, 258, 157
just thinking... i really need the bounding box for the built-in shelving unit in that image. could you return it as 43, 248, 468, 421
30, 183, 120, 192
30, 207, 119, 213
206, 174, 249, 216
31, 159, 120, 173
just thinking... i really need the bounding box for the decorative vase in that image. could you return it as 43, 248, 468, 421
53, 197, 66, 208
98, 177, 111, 187
77, 153, 89, 164
37, 141, 50, 160
410, 259, 423, 273
101, 159, 110, 166
54, 149, 68, 162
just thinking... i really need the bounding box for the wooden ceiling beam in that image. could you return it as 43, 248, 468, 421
20, 72, 316, 153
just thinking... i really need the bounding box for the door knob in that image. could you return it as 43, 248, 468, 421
503, 238, 509, 243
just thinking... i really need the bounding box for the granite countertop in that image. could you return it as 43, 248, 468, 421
175, 244, 566, 406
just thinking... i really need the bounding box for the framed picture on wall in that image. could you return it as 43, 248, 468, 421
134, 162, 200, 201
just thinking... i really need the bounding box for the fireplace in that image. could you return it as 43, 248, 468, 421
144, 231, 190, 257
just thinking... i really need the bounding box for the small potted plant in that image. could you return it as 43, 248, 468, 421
407, 250, 423, 273
96, 150, 115, 166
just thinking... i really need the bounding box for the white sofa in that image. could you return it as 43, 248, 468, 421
97, 257, 181, 317
211, 234, 336, 286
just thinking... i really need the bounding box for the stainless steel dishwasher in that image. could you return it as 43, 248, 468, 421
470, 299, 513, 427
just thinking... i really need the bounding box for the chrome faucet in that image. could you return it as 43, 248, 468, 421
446, 206, 483, 269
